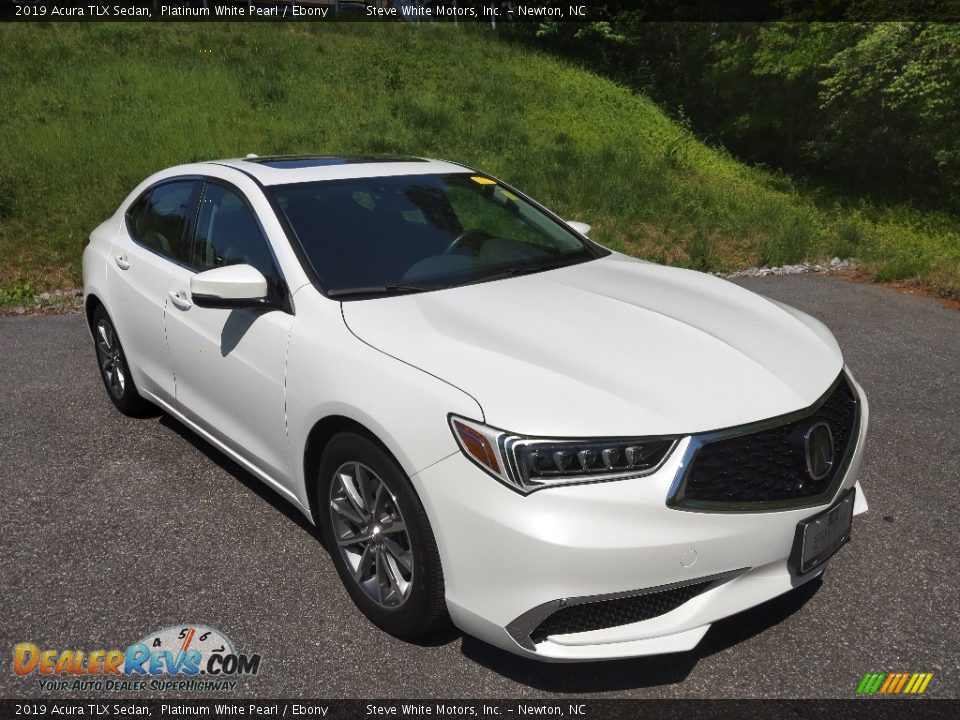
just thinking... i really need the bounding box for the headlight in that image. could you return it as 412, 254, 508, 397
449, 415, 679, 494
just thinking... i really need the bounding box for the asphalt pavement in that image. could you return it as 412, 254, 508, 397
1, 274, 957, 698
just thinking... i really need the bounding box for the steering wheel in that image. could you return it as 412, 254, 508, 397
444, 228, 490, 255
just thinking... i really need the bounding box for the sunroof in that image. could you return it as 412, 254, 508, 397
243, 156, 427, 169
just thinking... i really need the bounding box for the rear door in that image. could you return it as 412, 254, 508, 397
106, 179, 201, 402
164, 180, 295, 485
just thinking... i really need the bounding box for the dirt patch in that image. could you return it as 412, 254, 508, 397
830, 268, 960, 312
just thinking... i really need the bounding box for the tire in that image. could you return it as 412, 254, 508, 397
90, 305, 151, 416
317, 432, 448, 639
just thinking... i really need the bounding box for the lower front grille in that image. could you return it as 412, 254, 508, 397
670, 372, 860, 511
529, 580, 712, 644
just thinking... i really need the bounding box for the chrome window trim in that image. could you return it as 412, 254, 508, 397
121, 173, 295, 314
505, 569, 746, 652
666, 370, 862, 514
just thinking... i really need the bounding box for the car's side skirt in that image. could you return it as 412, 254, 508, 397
141, 389, 313, 519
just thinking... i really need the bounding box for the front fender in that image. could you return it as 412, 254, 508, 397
284, 287, 484, 517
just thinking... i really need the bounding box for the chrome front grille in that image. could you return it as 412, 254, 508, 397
669, 372, 861, 512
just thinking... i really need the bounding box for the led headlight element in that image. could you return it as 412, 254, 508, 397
450, 416, 679, 494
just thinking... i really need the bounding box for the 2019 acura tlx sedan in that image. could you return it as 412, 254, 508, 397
83, 155, 869, 661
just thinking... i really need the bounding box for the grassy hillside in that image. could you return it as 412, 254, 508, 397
0, 22, 957, 304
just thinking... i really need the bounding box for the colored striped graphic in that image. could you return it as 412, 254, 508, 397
857, 672, 933, 695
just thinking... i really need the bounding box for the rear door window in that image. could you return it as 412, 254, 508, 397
134, 181, 200, 265
125, 191, 150, 242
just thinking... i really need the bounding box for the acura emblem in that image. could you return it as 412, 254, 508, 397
804, 422, 835, 481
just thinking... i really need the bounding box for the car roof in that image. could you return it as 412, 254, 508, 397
205, 155, 474, 186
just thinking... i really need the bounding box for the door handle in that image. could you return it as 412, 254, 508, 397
168, 290, 192, 311
114, 254, 130, 270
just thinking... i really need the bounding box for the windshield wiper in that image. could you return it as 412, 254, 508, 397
470, 257, 583, 285
326, 283, 436, 299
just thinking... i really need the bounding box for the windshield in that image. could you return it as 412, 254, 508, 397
267, 173, 602, 298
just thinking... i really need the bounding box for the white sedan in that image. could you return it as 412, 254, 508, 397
83, 156, 869, 661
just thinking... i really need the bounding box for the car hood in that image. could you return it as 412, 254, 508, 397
341, 254, 843, 436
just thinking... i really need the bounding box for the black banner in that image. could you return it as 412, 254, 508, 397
1, 699, 959, 719
2, 0, 960, 23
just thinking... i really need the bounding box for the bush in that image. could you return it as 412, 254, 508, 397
0, 172, 15, 220
685, 228, 717, 271
0, 282, 35, 307
827, 216, 867, 259
762, 215, 817, 266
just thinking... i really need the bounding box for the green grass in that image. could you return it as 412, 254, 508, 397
1, 22, 958, 303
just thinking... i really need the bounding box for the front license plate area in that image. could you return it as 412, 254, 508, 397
789, 488, 855, 575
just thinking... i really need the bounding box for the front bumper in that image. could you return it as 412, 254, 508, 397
411, 374, 870, 661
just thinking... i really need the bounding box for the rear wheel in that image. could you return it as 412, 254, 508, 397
317, 432, 447, 638
91, 305, 150, 416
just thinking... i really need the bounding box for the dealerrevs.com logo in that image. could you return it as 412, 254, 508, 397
13, 625, 261, 692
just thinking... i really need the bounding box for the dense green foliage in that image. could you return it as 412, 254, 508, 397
0, 22, 957, 305
514, 21, 960, 209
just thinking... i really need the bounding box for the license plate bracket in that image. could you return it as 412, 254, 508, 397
789, 488, 855, 575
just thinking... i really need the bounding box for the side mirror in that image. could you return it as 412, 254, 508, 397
190, 264, 278, 310
566, 220, 592, 238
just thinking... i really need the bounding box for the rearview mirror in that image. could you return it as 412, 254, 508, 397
190, 264, 278, 310
566, 220, 592, 238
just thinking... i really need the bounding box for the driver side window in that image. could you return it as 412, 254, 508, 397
191, 183, 281, 287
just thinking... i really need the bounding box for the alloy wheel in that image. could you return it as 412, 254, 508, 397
328, 461, 414, 609
95, 319, 125, 399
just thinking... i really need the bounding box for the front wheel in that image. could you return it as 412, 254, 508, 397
91, 305, 150, 416
317, 432, 448, 639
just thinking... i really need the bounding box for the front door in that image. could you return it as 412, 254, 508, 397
164, 181, 295, 487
